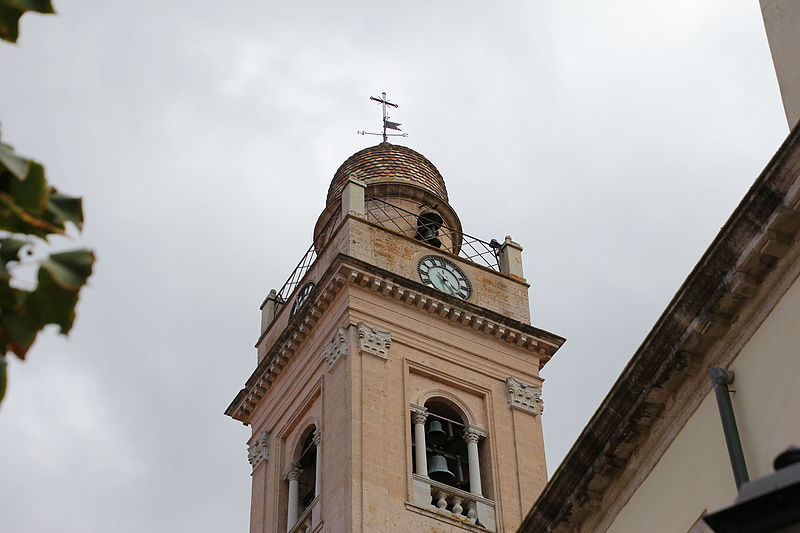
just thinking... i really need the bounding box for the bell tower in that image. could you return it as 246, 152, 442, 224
227, 141, 565, 533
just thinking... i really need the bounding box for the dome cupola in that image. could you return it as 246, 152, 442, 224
314, 142, 462, 250
326, 142, 449, 205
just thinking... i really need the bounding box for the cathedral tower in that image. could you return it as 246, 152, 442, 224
227, 141, 565, 533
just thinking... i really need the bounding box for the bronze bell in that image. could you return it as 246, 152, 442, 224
426, 419, 448, 445
428, 453, 456, 485
415, 209, 444, 248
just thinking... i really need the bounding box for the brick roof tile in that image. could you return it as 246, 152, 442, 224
327, 142, 448, 204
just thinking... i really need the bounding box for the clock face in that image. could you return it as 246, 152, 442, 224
290, 282, 315, 317
418, 256, 472, 300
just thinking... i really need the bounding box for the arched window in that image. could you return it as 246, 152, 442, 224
295, 430, 317, 513
284, 426, 320, 532
410, 397, 495, 528
411, 398, 487, 498
419, 400, 470, 491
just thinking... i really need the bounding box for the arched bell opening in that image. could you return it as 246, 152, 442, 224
313, 180, 464, 254
294, 427, 318, 514
411, 399, 471, 494
362, 185, 463, 254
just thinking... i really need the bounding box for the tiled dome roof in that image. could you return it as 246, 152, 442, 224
326, 142, 448, 204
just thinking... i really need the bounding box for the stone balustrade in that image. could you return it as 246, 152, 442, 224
412, 474, 496, 531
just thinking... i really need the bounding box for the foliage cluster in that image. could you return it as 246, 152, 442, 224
0, 1, 94, 404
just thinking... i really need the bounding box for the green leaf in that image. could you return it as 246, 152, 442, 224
0, 0, 55, 43
0, 145, 62, 237
0, 5, 22, 43
9, 160, 47, 213
0, 274, 15, 306
1, 0, 54, 13
0, 237, 28, 264
0, 145, 78, 239
41, 249, 94, 290
0, 143, 30, 180
0, 191, 63, 237
0, 247, 93, 359
2, 310, 38, 358
45, 190, 83, 230
27, 267, 75, 334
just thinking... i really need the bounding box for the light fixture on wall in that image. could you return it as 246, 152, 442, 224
704, 446, 800, 532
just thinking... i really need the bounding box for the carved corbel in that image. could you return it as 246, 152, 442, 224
356, 322, 392, 361
323, 326, 349, 371
505, 377, 543, 415
247, 431, 270, 472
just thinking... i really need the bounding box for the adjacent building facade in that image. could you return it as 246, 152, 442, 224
511, 9, 800, 531
227, 143, 565, 533
518, 117, 800, 533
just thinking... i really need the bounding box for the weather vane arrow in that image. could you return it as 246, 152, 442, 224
358, 92, 409, 142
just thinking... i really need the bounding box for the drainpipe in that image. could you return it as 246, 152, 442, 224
709, 367, 750, 489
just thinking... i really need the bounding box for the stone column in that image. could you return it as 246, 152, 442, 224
283, 464, 303, 531
463, 428, 486, 497
313, 429, 322, 497
411, 407, 429, 477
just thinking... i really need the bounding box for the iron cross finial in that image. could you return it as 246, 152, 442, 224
358, 91, 408, 142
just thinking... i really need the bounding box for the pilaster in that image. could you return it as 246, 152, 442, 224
498, 235, 525, 280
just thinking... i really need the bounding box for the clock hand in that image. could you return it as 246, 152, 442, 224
437, 271, 458, 296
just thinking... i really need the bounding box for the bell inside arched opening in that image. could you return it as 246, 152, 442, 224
295, 428, 317, 514
416, 399, 470, 493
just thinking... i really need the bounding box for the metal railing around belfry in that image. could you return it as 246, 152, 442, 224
275, 206, 340, 305
275, 197, 501, 306
365, 196, 501, 271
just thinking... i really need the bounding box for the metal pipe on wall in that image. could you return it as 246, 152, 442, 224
709, 367, 750, 489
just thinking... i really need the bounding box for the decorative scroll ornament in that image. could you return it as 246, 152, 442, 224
356, 322, 392, 360
324, 326, 349, 370
505, 377, 544, 415
247, 431, 270, 471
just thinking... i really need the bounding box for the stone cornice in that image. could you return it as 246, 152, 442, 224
518, 122, 800, 532
339, 258, 563, 358
226, 254, 565, 425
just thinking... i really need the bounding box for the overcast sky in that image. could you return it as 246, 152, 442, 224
0, 2, 790, 532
